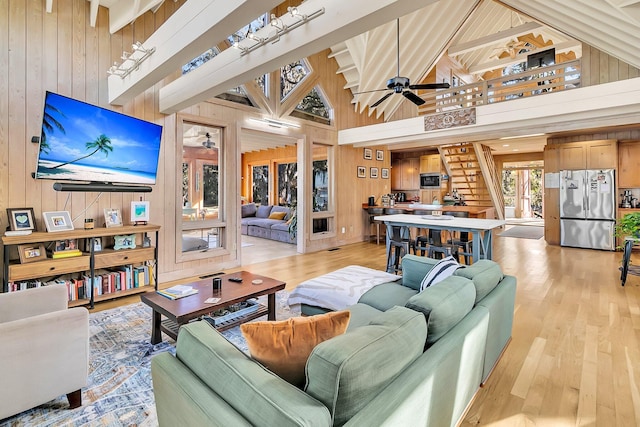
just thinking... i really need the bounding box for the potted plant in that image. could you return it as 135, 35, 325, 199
615, 212, 640, 239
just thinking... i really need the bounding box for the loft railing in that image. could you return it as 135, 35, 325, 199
417, 60, 581, 115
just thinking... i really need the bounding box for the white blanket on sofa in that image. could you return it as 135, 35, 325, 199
287, 265, 401, 311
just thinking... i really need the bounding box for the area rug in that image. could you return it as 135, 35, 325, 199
498, 225, 544, 239
0, 291, 297, 427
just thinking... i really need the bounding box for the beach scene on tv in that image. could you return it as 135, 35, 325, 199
35, 92, 162, 185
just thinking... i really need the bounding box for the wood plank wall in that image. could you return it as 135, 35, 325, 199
0, 1, 385, 284
581, 43, 640, 86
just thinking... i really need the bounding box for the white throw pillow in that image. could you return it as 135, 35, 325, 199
419, 256, 462, 291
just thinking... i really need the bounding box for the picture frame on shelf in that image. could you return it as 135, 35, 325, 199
363, 148, 373, 160
357, 166, 366, 178
381, 168, 389, 179
54, 239, 78, 252
43, 211, 74, 232
104, 208, 123, 228
84, 237, 102, 252
7, 207, 37, 231
370, 167, 379, 179
17, 244, 47, 263
376, 150, 384, 161
114, 234, 136, 250
131, 200, 150, 224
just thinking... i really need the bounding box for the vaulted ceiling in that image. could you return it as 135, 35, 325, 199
89, 0, 640, 150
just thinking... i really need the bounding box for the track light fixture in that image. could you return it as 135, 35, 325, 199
107, 41, 156, 79
231, 6, 324, 56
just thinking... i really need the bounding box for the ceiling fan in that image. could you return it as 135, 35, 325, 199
202, 132, 215, 149
490, 39, 530, 59
356, 18, 450, 108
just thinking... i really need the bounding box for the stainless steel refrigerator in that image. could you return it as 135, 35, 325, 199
560, 169, 616, 250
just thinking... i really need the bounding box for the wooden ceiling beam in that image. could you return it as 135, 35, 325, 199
448, 21, 542, 56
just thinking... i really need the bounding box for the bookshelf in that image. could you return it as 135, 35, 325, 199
2, 224, 160, 308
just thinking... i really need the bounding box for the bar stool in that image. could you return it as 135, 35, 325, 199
367, 207, 385, 244
385, 223, 414, 273
444, 211, 473, 264
411, 209, 433, 256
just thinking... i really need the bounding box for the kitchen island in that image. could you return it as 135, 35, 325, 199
362, 203, 496, 219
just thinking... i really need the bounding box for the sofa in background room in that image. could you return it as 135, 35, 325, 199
240, 203, 294, 244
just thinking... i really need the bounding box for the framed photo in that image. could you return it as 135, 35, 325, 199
7, 208, 37, 231
357, 166, 366, 178
43, 211, 74, 232
131, 200, 150, 223
85, 237, 102, 252
104, 208, 123, 228
363, 148, 373, 160
17, 244, 47, 263
54, 239, 78, 252
376, 150, 384, 161
114, 234, 136, 250
381, 168, 389, 179
370, 167, 379, 179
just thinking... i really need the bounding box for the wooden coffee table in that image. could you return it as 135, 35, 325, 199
140, 271, 286, 344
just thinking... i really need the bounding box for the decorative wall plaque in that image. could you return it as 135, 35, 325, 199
424, 107, 476, 131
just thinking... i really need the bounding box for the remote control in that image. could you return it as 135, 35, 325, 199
229, 277, 243, 283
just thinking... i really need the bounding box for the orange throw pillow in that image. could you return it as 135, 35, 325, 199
268, 211, 287, 220
240, 310, 351, 387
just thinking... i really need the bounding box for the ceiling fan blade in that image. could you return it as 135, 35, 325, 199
408, 83, 451, 90
370, 92, 393, 108
403, 91, 425, 106
353, 88, 390, 95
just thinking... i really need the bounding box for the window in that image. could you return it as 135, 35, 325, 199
178, 119, 225, 259
252, 165, 269, 204
311, 143, 334, 236
291, 85, 332, 125
281, 59, 310, 101
277, 162, 297, 207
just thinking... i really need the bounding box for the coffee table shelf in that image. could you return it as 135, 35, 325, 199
159, 303, 268, 339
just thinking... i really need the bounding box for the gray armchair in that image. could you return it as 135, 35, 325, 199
0, 285, 89, 419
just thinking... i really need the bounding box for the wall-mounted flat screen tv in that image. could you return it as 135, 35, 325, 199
35, 91, 163, 185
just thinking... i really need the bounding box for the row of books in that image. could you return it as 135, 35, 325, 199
7, 263, 155, 301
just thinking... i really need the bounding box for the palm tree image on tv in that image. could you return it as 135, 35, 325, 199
40, 102, 66, 154
35, 92, 163, 185
50, 134, 113, 169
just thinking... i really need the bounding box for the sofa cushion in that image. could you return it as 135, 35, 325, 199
405, 276, 475, 345
453, 259, 504, 304
256, 205, 273, 218
241, 203, 257, 218
240, 311, 350, 388
345, 303, 383, 331
357, 282, 417, 312
268, 211, 287, 220
400, 255, 440, 291
175, 321, 332, 426
270, 222, 290, 232
419, 255, 463, 291
305, 306, 426, 426
270, 205, 291, 220
246, 218, 284, 228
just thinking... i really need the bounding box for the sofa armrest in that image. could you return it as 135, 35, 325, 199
0, 285, 69, 323
0, 306, 89, 419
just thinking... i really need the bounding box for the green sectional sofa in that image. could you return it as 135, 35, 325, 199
151, 255, 516, 426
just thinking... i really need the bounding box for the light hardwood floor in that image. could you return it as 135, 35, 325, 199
96, 233, 640, 426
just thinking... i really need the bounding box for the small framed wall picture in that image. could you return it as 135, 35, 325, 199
357, 166, 366, 178
7, 208, 37, 231
363, 148, 373, 160
376, 150, 384, 161
131, 200, 150, 224
381, 168, 389, 179
43, 211, 74, 232
104, 208, 123, 228
370, 167, 379, 179
17, 244, 47, 263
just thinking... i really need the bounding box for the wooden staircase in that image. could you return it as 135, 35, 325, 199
438, 143, 505, 220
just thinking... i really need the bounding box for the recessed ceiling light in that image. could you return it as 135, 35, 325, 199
499, 133, 545, 140
502, 144, 510, 147
513, 149, 520, 151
